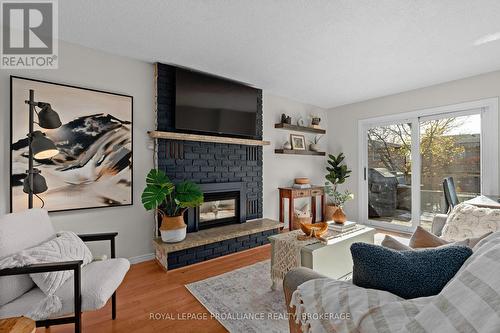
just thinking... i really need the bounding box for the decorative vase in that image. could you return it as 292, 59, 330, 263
159, 215, 187, 243
324, 204, 337, 222
283, 141, 292, 150
309, 143, 319, 152
332, 206, 347, 224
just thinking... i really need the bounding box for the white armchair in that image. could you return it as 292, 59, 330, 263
0, 209, 130, 333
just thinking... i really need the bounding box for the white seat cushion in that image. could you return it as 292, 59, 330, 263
0, 209, 55, 306
0, 258, 130, 319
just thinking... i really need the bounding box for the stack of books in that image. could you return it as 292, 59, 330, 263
292, 183, 311, 189
328, 221, 357, 233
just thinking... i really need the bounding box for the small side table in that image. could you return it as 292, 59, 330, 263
0, 317, 36, 333
279, 186, 324, 230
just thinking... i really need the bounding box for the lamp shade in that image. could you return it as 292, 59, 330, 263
37, 102, 62, 129
31, 131, 59, 159
23, 170, 48, 194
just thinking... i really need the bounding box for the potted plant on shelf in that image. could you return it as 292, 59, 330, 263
141, 169, 204, 243
309, 135, 323, 152
325, 152, 353, 223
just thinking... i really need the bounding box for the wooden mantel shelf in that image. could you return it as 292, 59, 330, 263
148, 131, 270, 146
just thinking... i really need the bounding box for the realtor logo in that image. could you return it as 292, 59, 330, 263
1, 0, 58, 69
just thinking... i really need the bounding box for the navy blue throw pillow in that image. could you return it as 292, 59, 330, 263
351, 242, 472, 299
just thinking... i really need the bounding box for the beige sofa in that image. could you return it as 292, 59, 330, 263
283, 213, 449, 333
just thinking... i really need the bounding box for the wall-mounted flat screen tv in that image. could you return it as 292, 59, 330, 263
175, 67, 258, 138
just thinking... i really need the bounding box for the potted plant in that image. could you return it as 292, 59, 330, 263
309, 135, 323, 152
325, 152, 353, 223
141, 169, 203, 243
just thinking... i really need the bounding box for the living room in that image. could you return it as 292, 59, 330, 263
1, 1, 500, 333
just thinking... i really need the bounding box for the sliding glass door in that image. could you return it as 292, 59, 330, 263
367, 122, 413, 229
359, 100, 497, 233
419, 113, 481, 231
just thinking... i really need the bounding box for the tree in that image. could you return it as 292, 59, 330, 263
367, 118, 465, 188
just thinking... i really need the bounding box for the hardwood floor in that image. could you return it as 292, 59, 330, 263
39, 229, 407, 333
39, 245, 271, 333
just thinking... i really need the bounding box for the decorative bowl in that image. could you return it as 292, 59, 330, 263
300, 222, 329, 238
294, 177, 310, 185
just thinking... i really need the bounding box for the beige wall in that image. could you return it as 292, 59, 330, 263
0, 41, 331, 258
327, 70, 500, 222
0, 41, 155, 261
263, 94, 328, 228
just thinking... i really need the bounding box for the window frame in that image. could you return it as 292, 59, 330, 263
358, 98, 498, 232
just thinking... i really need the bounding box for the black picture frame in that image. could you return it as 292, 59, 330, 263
10, 75, 134, 213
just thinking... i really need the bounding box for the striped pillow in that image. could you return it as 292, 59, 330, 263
405, 232, 500, 332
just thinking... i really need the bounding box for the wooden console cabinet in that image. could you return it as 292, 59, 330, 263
278, 186, 325, 230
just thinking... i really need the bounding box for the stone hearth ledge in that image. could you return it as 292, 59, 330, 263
153, 218, 283, 271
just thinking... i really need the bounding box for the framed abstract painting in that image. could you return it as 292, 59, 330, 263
10, 76, 133, 212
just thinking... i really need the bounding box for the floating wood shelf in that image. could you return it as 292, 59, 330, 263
274, 123, 326, 134
148, 131, 271, 146
275, 149, 326, 156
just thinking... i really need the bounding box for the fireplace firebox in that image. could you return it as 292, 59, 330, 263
186, 182, 246, 232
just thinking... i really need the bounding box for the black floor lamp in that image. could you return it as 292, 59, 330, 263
24, 89, 62, 209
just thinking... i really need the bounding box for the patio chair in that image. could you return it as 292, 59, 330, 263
443, 177, 459, 213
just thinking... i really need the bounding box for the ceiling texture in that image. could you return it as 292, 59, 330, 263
59, 0, 500, 108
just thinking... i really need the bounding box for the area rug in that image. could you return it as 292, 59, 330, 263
185, 260, 289, 333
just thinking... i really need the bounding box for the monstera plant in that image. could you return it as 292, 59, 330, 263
141, 169, 203, 243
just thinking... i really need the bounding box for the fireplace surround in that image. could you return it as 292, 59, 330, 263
154, 63, 265, 269
156, 63, 263, 225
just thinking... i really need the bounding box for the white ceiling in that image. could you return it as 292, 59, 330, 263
59, 0, 500, 109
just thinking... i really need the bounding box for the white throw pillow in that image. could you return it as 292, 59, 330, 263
30, 231, 93, 295
442, 203, 500, 242
0, 231, 93, 296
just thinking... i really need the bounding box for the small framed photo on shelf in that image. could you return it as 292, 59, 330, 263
290, 134, 306, 150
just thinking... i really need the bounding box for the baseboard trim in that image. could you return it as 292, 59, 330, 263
128, 253, 155, 264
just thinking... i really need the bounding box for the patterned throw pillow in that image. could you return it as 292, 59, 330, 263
29, 231, 93, 295
0, 231, 93, 296
442, 203, 500, 241
351, 242, 472, 299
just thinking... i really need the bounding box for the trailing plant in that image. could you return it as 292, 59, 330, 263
325, 152, 352, 206
141, 169, 203, 216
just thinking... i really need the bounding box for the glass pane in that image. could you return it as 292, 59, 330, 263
367, 123, 412, 227
199, 199, 236, 223
420, 114, 481, 231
